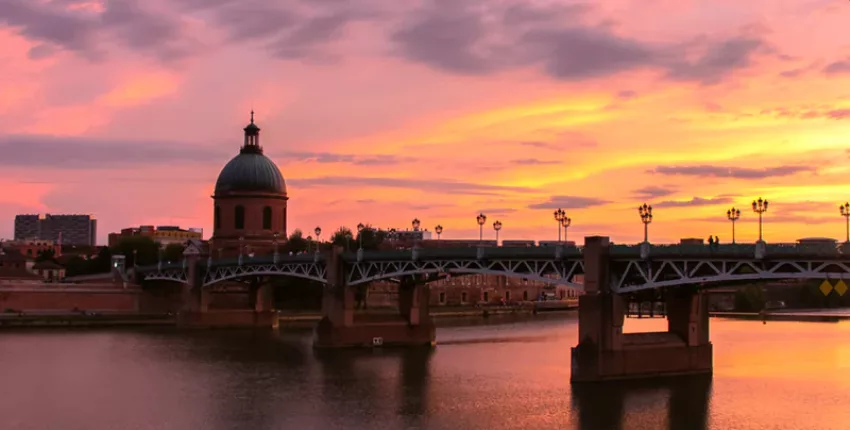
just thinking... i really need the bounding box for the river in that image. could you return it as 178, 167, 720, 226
1, 314, 849, 430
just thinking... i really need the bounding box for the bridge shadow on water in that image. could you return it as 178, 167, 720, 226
571, 374, 712, 430
312, 347, 434, 427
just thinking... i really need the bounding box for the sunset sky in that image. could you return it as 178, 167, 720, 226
2, 0, 850, 245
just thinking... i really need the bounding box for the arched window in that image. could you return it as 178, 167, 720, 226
214, 205, 221, 230
234, 205, 245, 229
262, 206, 272, 230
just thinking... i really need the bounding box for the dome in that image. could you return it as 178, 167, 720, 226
215, 151, 286, 195
214, 111, 287, 195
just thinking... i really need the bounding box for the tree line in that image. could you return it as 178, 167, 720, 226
57, 225, 389, 277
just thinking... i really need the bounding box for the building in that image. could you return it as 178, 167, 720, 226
367, 274, 583, 308
0, 249, 44, 283
0, 239, 61, 258
108, 225, 203, 247
211, 112, 288, 257
14, 214, 97, 246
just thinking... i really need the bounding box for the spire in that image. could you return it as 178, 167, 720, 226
241, 110, 262, 154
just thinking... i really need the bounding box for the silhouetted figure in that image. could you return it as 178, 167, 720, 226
708, 236, 714, 246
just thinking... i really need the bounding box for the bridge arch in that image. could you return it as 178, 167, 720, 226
612, 258, 850, 293
345, 258, 585, 289
203, 262, 327, 287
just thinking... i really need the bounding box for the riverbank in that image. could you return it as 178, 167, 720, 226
0, 312, 175, 328
711, 309, 850, 322
0, 303, 578, 329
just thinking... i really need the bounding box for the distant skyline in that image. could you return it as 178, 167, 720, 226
2, 0, 850, 245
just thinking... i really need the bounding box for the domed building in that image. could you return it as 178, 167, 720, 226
211, 112, 288, 257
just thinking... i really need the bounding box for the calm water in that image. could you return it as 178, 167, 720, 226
2, 315, 850, 430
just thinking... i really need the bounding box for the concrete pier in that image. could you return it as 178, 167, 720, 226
570, 236, 713, 382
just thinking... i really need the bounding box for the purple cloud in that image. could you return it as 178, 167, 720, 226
650, 165, 816, 179
527, 196, 611, 210
654, 196, 734, 208
633, 186, 677, 199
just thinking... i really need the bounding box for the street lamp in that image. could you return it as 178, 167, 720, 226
638, 204, 652, 243
314, 226, 322, 253
412, 219, 421, 247
553, 208, 565, 242
238, 236, 245, 265
435, 225, 443, 240
273, 232, 280, 262
476, 213, 487, 242
840, 203, 850, 243
561, 216, 572, 245
493, 220, 502, 245
726, 208, 740, 244
752, 198, 768, 242
357, 223, 365, 249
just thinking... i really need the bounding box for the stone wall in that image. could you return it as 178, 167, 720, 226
0, 287, 140, 312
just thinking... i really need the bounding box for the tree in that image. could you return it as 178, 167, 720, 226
63, 255, 90, 277
283, 229, 308, 254
88, 246, 113, 273
355, 225, 387, 250
734, 284, 765, 312
111, 236, 159, 266
163, 243, 186, 262
331, 227, 354, 251
35, 248, 56, 262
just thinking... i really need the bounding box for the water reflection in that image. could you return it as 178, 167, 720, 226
571, 374, 712, 430
4, 317, 850, 430
312, 346, 433, 429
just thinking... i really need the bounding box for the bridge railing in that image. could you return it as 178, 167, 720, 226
610, 243, 848, 259
341, 246, 583, 262
137, 253, 325, 273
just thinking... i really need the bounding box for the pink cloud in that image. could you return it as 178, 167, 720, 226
2, 0, 850, 245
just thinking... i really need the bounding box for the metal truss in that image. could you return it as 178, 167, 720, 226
345, 258, 584, 288
612, 257, 850, 293
203, 262, 327, 287
144, 268, 188, 283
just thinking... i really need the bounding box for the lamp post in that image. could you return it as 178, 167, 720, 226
238, 236, 245, 265
357, 223, 365, 250
752, 198, 768, 242
132, 249, 138, 268
314, 226, 322, 253
726, 208, 740, 244
639, 203, 652, 243
157, 243, 164, 270
273, 232, 280, 263
411, 218, 421, 248
841, 203, 850, 243
553, 208, 565, 242
561, 216, 572, 245
435, 225, 443, 240
493, 220, 502, 245
476, 213, 487, 242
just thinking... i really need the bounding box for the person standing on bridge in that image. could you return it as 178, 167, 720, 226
708, 236, 714, 246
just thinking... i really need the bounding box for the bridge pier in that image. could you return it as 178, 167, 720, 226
176, 255, 278, 329
314, 247, 435, 348
571, 236, 712, 383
